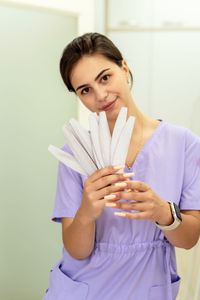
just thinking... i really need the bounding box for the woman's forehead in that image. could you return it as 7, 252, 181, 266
74, 54, 114, 71
70, 55, 116, 85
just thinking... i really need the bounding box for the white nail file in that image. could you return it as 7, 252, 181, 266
48, 144, 87, 176
99, 111, 111, 167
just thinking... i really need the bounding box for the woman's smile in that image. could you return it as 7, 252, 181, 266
101, 97, 117, 111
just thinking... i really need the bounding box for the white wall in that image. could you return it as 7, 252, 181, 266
0, 0, 94, 33
0, 0, 95, 129
0, 1, 95, 299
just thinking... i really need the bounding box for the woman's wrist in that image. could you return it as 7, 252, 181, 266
76, 206, 96, 226
156, 201, 173, 226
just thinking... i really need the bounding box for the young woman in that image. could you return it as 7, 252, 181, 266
43, 32, 200, 300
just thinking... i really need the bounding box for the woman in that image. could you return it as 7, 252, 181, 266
43, 32, 200, 300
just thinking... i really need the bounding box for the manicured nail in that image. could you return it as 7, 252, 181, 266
114, 212, 126, 216
115, 182, 127, 187
104, 194, 116, 200
113, 165, 125, 170
123, 172, 135, 178
105, 203, 117, 207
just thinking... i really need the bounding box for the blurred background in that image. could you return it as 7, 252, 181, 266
0, 0, 199, 299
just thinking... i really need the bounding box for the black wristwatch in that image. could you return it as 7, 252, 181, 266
155, 202, 182, 231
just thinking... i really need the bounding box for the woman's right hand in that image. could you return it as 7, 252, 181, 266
78, 165, 134, 222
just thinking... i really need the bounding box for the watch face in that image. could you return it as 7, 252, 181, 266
173, 203, 182, 221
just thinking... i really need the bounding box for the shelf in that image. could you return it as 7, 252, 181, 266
108, 26, 200, 32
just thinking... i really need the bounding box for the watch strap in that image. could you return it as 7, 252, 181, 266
155, 202, 182, 231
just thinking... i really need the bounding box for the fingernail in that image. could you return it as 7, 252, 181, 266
115, 182, 127, 187
104, 194, 116, 200
113, 165, 125, 170
114, 212, 126, 216
105, 203, 117, 207
123, 172, 135, 178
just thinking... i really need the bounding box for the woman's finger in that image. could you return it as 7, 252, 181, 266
89, 165, 125, 183
105, 201, 146, 211
114, 211, 149, 220
88, 167, 135, 192
124, 180, 150, 192
99, 182, 129, 200
109, 190, 145, 202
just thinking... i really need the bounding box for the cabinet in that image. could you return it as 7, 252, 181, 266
105, 0, 200, 135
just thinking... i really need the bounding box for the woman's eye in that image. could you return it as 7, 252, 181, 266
101, 74, 110, 82
81, 87, 90, 95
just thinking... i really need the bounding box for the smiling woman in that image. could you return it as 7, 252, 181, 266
69, 54, 130, 118
43, 32, 200, 300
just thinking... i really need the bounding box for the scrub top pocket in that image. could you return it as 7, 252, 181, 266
149, 276, 181, 300
44, 259, 89, 300
171, 276, 181, 299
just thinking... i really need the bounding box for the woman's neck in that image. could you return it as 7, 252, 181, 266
108, 101, 146, 137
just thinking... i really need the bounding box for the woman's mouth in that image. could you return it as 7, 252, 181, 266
102, 99, 117, 111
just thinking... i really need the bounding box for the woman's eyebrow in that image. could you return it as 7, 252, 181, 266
75, 68, 110, 92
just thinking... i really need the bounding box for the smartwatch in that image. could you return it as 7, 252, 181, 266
155, 202, 182, 231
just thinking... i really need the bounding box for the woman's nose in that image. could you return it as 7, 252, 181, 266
94, 86, 108, 101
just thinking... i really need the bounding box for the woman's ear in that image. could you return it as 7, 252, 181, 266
122, 59, 129, 82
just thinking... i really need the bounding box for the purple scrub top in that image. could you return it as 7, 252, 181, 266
43, 120, 200, 300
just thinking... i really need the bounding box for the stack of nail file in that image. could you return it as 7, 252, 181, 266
48, 107, 135, 177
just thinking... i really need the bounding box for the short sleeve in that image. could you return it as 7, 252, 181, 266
52, 144, 84, 223
180, 129, 200, 210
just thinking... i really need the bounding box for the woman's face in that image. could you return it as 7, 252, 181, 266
70, 54, 132, 118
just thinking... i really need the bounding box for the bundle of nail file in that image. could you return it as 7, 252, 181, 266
48, 107, 135, 189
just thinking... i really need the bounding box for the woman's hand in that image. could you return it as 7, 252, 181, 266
105, 180, 173, 226
78, 166, 134, 223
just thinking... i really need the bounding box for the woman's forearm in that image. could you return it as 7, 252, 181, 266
163, 211, 200, 249
62, 209, 96, 260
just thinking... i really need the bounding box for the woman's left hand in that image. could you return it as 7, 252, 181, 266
105, 180, 173, 225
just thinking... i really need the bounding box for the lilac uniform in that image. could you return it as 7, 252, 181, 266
43, 120, 200, 300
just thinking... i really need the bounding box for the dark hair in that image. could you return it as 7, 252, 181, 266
59, 32, 133, 92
